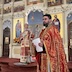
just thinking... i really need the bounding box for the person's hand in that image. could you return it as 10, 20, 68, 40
31, 34, 35, 38
32, 43, 36, 48
38, 42, 43, 47
38, 39, 43, 47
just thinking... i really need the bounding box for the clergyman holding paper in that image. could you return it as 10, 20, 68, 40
33, 14, 69, 72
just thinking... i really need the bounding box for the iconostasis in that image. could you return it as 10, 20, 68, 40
28, 10, 43, 38
51, 13, 63, 38
13, 18, 24, 39
27, 0, 44, 5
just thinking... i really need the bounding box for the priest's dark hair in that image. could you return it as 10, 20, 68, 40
43, 14, 52, 19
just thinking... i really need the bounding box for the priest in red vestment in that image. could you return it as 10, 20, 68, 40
35, 14, 69, 72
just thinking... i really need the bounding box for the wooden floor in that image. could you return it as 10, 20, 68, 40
0, 57, 72, 72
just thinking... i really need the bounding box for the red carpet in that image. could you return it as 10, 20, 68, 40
0, 57, 72, 72
0, 57, 20, 72
0, 57, 37, 72
0, 57, 20, 63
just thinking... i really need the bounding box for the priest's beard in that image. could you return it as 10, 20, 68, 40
43, 23, 49, 27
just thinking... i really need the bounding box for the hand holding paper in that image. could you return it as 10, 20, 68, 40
32, 38, 43, 52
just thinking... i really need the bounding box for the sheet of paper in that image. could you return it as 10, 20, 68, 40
32, 38, 43, 52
